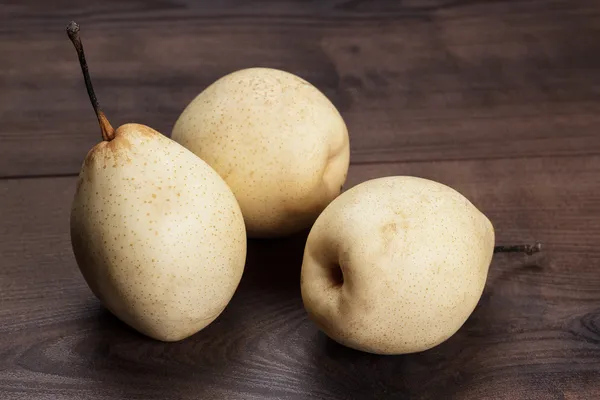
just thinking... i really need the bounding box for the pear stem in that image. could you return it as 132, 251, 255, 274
66, 21, 115, 141
494, 243, 542, 255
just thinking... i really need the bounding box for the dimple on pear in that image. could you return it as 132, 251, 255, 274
67, 22, 246, 341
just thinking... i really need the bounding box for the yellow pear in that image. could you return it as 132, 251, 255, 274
301, 176, 496, 355
67, 22, 246, 341
172, 68, 350, 237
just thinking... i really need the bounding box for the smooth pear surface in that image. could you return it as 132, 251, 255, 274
71, 124, 247, 341
301, 176, 495, 355
172, 67, 350, 237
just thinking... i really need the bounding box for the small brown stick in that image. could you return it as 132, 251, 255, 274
494, 243, 542, 256
66, 21, 115, 141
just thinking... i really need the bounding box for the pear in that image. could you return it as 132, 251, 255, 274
301, 176, 540, 355
172, 68, 350, 238
66, 22, 246, 341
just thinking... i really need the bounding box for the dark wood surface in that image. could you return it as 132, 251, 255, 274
1, 1, 600, 399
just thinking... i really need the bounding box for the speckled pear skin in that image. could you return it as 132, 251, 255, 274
70, 123, 247, 341
171, 67, 350, 238
300, 176, 495, 355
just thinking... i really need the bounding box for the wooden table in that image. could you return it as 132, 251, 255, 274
2, 1, 600, 399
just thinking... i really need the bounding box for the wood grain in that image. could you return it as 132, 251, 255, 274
1, 155, 600, 399
1, 0, 600, 177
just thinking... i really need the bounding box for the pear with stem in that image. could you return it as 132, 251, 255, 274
67, 21, 246, 341
301, 176, 541, 355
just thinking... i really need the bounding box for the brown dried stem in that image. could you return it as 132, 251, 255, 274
66, 21, 115, 141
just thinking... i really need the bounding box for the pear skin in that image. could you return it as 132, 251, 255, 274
71, 124, 246, 341
172, 68, 350, 238
67, 22, 246, 341
300, 176, 495, 355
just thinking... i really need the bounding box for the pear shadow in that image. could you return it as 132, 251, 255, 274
239, 228, 310, 293
303, 330, 469, 399
471, 254, 547, 336
487, 255, 546, 286
309, 326, 495, 399
68, 302, 244, 399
